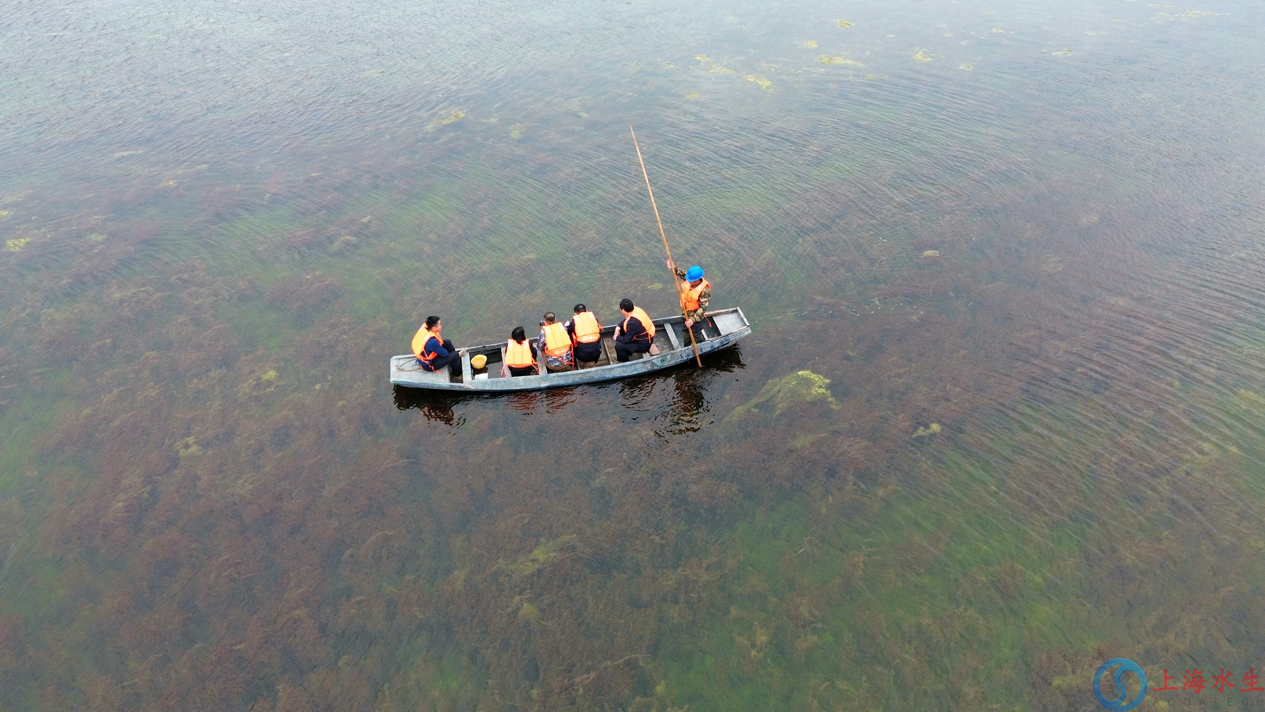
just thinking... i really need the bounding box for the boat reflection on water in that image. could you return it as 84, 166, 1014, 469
391, 388, 470, 425
392, 346, 745, 431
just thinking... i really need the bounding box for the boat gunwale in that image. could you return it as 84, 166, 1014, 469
390, 307, 750, 392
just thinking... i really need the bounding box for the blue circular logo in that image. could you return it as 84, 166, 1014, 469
1093, 658, 1147, 711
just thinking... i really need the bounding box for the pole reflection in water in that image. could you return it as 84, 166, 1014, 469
656, 347, 745, 438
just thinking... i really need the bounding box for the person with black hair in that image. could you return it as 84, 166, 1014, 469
503, 326, 540, 377
412, 316, 463, 375
537, 311, 575, 372
613, 298, 656, 362
566, 304, 603, 368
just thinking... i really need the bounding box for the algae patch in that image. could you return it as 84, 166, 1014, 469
726, 370, 839, 421
821, 55, 864, 67
1236, 389, 1265, 410
694, 54, 734, 74
744, 74, 774, 90
5, 238, 30, 252
240, 369, 280, 397
837, 19, 854, 28
517, 601, 540, 622
507, 535, 579, 578
176, 437, 204, 458
801, 40, 818, 48
913, 423, 942, 438
328, 235, 358, 255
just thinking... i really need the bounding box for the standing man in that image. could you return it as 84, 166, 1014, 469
613, 298, 656, 362
537, 312, 575, 372
412, 316, 463, 376
566, 304, 603, 369
668, 260, 711, 342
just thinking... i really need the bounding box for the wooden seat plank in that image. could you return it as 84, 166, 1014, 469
600, 335, 616, 366
665, 323, 682, 350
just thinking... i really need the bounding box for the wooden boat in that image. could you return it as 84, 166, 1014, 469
390, 307, 751, 392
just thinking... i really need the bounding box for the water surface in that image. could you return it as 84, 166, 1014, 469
1, 0, 1263, 708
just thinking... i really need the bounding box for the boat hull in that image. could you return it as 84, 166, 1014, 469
390, 307, 751, 392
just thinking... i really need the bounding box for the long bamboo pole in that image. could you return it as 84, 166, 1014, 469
629, 124, 702, 368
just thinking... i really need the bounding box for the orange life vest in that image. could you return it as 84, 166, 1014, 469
681, 277, 710, 312
412, 327, 443, 366
571, 311, 601, 344
622, 306, 655, 342
543, 322, 572, 358
505, 339, 535, 369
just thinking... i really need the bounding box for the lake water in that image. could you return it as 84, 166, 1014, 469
2, 0, 1263, 708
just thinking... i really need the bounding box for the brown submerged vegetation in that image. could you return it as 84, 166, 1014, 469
0, 119, 1263, 711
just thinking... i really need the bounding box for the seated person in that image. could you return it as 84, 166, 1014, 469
537, 312, 575, 373
613, 298, 656, 362
566, 304, 603, 368
502, 326, 540, 377
412, 315, 462, 375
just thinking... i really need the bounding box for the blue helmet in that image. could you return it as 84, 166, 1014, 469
685, 265, 704, 281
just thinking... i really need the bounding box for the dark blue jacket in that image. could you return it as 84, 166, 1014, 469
424, 335, 449, 358
614, 316, 648, 345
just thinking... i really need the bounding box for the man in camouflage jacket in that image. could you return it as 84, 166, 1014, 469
668, 260, 711, 339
